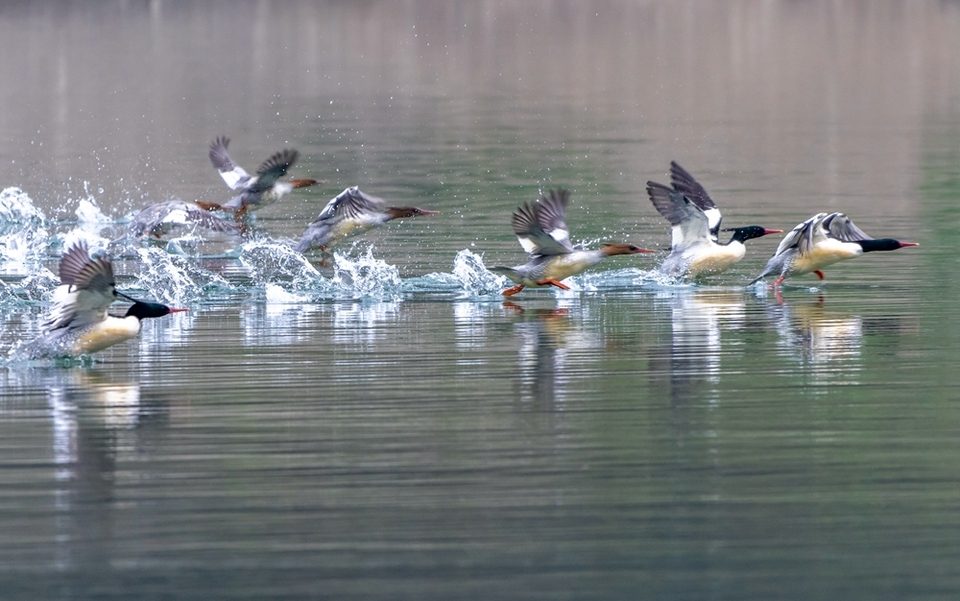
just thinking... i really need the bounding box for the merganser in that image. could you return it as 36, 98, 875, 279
207, 136, 324, 219
647, 162, 782, 278
18, 243, 188, 358
127, 200, 241, 240
750, 212, 919, 286
295, 186, 438, 262
488, 189, 654, 296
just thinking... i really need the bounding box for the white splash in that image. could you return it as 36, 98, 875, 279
332, 248, 403, 300
0, 187, 48, 268
450, 249, 507, 297
133, 247, 233, 304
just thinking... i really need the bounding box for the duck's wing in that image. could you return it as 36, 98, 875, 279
776, 213, 828, 257
311, 187, 385, 225
669, 161, 722, 236
646, 181, 711, 251
45, 243, 118, 331
209, 136, 252, 191
821, 212, 872, 242
512, 189, 573, 256
248, 149, 299, 193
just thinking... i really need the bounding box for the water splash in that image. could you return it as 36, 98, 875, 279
132, 247, 234, 304
75, 197, 113, 228
450, 249, 507, 297
0, 188, 49, 268
264, 283, 310, 304
239, 239, 330, 293
331, 248, 403, 300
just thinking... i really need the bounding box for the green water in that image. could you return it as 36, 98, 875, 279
1, 1, 959, 599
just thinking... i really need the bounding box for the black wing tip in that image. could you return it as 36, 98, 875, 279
510, 201, 538, 235
646, 180, 672, 194
211, 135, 230, 147
539, 188, 570, 206
258, 148, 299, 174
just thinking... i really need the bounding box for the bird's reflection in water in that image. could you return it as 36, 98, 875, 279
503, 301, 594, 411
240, 300, 322, 346
42, 370, 169, 575
330, 301, 399, 346
651, 290, 746, 407
767, 296, 864, 382
452, 301, 499, 351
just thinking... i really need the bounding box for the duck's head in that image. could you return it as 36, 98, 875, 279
290, 178, 326, 190
119, 294, 189, 320
601, 243, 656, 256
722, 226, 783, 243
857, 239, 920, 252
385, 206, 440, 220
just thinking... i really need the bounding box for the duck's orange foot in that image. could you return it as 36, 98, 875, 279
773, 275, 785, 287
536, 279, 570, 290
502, 285, 525, 296
814, 270, 825, 280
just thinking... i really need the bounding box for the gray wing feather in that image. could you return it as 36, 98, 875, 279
773, 213, 827, 257
646, 181, 711, 251
312, 187, 385, 225
209, 136, 251, 190
822, 212, 872, 242
250, 149, 298, 192
46, 243, 117, 331
511, 190, 573, 257
669, 161, 722, 235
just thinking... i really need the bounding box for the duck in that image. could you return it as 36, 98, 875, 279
206, 136, 324, 219
750, 212, 919, 286
295, 186, 438, 264
126, 200, 241, 241
647, 162, 782, 278
487, 189, 654, 296
17, 242, 188, 358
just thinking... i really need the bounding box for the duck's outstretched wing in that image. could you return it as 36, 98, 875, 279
512, 189, 573, 257
249, 149, 299, 193
647, 181, 711, 252
669, 161, 722, 236
774, 213, 827, 257
821, 212, 872, 242
209, 136, 251, 190
311, 187, 385, 226
45, 242, 118, 331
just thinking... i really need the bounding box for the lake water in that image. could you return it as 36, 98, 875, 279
1, 1, 960, 599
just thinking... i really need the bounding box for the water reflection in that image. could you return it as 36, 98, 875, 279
38, 370, 169, 574
652, 290, 746, 407
240, 299, 321, 346
767, 296, 864, 382
331, 301, 400, 347
501, 301, 604, 411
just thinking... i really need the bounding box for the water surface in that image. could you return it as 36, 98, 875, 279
1, 1, 959, 599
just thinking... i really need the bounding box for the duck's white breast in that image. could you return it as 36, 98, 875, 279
73, 316, 142, 355
686, 243, 745, 276
793, 239, 862, 274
